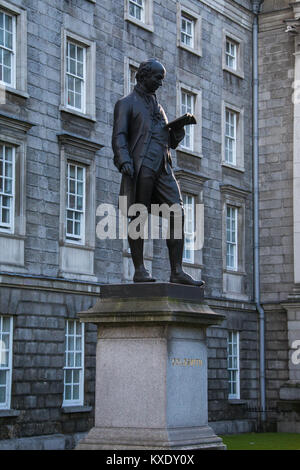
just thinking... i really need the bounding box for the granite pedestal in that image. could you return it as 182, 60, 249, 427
76, 283, 226, 450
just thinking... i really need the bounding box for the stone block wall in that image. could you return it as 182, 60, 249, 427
0, 0, 260, 446
258, 4, 295, 303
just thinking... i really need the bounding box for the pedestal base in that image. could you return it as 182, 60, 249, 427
76, 283, 226, 450
76, 425, 225, 450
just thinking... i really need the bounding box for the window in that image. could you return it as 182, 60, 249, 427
181, 90, 195, 150
0, 144, 14, 233
0, 316, 13, 409
0, 115, 32, 269
61, 30, 96, 120
58, 133, 102, 280
221, 186, 248, 299
222, 101, 244, 171
176, 82, 202, 157
0, 2, 27, 97
66, 41, 86, 113
181, 15, 194, 48
177, 3, 202, 56
124, 57, 139, 96
225, 38, 237, 71
129, 64, 137, 93
66, 162, 86, 244
225, 109, 237, 165
183, 193, 195, 264
222, 30, 244, 79
63, 320, 84, 406
226, 205, 238, 271
227, 331, 240, 399
0, 11, 15, 87
124, 0, 154, 32
129, 0, 144, 22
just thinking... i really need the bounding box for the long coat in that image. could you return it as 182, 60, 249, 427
112, 87, 183, 212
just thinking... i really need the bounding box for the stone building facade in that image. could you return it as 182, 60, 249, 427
0, 0, 297, 450
258, 0, 300, 432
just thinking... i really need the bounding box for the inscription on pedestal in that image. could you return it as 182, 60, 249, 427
171, 358, 203, 367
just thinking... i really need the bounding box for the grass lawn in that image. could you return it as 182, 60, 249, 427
220, 433, 300, 450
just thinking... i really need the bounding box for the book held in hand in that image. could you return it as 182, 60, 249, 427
166, 113, 197, 131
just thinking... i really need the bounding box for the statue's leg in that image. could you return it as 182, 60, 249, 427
128, 233, 155, 282
154, 167, 205, 287
167, 211, 205, 287
130, 166, 156, 283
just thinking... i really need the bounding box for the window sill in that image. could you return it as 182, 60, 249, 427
59, 105, 96, 123
183, 262, 203, 269
176, 148, 202, 159
5, 86, 29, 99
228, 399, 246, 405
223, 269, 246, 276
61, 405, 92, 414
222, 162, 245, 173
178, 43, 202, 57
223, 66, 244, 80
125, 16, 154, 33
0, 409, 20, 418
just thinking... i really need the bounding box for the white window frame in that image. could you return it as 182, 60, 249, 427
183, 193, 195, 264
181, 15, 194, 49
0, 144, 15, 234
124, 57, 140, 96
0, 316, 13, 410
227, 330, 240, 400
225, 38, 237, 71
0, 10, 16, 88
222, 101, 244, 171
63, 320, 85, 407
65, 162, 86, 245
180, 90, 195, 151
60, 30, 96, 121
0, 1, 27, 97
65, 40, 86, 114
176, 82, 202, 158
225, 108, 237, 166
124, 0, 154, 32
128, 0, 145, 22
226, 205, 238, 271
177, 3, 202, 57
222, 29, 244, 79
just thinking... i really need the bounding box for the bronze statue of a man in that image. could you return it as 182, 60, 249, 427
112, 58, 204, 287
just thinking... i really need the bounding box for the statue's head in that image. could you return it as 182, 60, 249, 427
136, 58, 166, 93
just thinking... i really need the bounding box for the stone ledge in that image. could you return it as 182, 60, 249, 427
0, 409, 20, 418
79, 282, 225, 328
100, 282, 204, 302
61, 406, 92, 414
76, 425, 226, 450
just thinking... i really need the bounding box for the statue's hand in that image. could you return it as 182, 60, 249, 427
121, 162, 134, 178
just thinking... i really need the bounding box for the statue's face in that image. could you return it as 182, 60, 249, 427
143, 62, 166, 93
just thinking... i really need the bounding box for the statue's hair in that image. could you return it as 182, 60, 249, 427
135, 58, 165, 84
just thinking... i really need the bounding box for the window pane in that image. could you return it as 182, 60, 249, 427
0, 387, 6, 403
65, 369, 72, 383
65, 385, 71, 400
0, 370, 6, 385
75, 93, 81, 110
2, 317, 10, 332
73, 385, 79, 400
